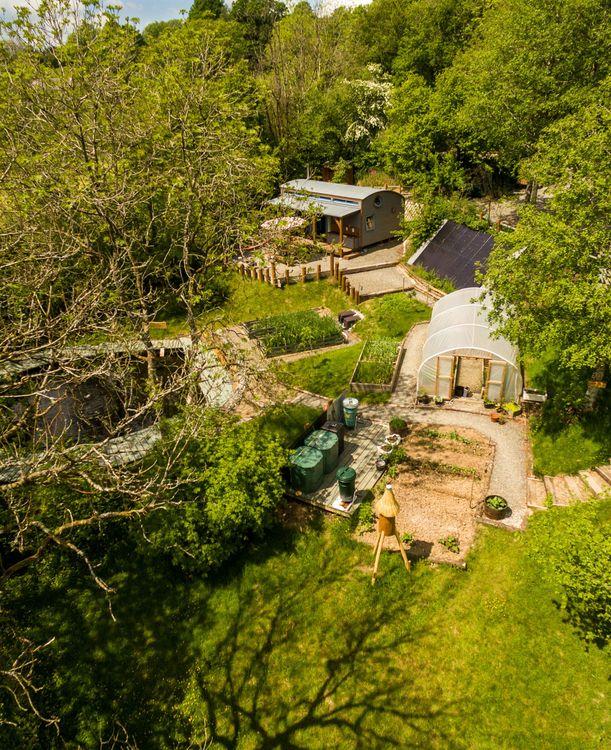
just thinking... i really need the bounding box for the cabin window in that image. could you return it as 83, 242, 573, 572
374, 195, 382, 208
365, 216, 375, 231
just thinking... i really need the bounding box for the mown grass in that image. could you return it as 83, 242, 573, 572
161, 275, 351, 336
354, 292, 431, 340
12, 513, 609, 748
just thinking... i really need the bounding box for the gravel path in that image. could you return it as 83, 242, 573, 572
273, 242, 404, 279
346, 265, 411, 296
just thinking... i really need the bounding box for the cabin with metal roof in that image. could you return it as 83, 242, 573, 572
407, 220, 494, 289
270, 179, 403, 251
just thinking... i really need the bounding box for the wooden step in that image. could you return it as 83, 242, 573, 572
543, 475, 556, 501
527, 476, 548, 509
562, 474, 592, 502
548, 476, 574, 506
579, 470, 608, 495
594, 464, 611, 486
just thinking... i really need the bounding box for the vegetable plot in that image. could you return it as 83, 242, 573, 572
246, 310, 343, 356
353, 339, 400, 386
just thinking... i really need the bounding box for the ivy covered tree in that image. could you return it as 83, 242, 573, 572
189, 0, 226, 20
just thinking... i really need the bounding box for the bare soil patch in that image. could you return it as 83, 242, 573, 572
359, 424, 493, 565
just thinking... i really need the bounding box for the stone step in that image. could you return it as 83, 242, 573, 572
594, 464, 611, 486
548, 476, 574, 506
527, 476, 548, 509
579, 470, 608, 496
562, 474, 592, 502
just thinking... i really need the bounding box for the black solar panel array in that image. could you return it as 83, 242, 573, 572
414, 220, 494, 289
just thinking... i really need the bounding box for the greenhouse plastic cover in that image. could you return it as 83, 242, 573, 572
418, 287, 522, 398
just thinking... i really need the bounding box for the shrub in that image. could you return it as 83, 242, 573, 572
147, 414, 287, 574
389, 417, 408, 432
527, 500, 611, 647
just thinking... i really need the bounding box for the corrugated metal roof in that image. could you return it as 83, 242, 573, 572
283, 179, 383, 201
409, 220, 494, 289
269, 194, 360, 218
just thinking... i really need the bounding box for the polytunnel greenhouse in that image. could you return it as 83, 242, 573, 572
417, 287, 522, 401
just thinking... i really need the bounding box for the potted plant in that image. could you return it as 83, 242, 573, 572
434, 396, 444, 406
501, 401, 522, 419
484, 495, 508, 520
483, 398, 496, 409
389, 416, 409, 437
417, 390, 431, 404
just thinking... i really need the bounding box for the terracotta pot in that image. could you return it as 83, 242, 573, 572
490, 412, 501, 422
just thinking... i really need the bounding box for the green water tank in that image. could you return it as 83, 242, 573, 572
336, 466, 357, 501
342, 397, 359, 429
289, 446, 324, 494
304, 429, 339, 473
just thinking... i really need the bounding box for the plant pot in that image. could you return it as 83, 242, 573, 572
484, 401, 495, 409
417, 395, 431, 404
484, 496, 508, 520
490, 412, 501, 422
389, 426, 409, 437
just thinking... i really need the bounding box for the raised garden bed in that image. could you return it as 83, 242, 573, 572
245, 309, 344, 356
350, 338, 404, 393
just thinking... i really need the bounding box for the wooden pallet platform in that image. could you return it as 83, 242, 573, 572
287, 418, 388, 517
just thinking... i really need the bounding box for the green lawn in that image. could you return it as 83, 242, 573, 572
162, 275, 351, 336
13, 509, 608, 748
353, 292, 431, 340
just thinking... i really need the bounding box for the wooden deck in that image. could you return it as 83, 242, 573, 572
286, 417, 388, 517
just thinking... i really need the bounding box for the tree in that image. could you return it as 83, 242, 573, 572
483, 85, 611, 376
0, 1, 275, 725
230, 0, 287, 59
189, 0, 226, 20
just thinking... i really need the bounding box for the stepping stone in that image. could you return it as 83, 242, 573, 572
562, 474, 592, 502
527, 476, 548, 508
579, 470, 608, 496
548, 476, 574, 506
594, 464, 611, 486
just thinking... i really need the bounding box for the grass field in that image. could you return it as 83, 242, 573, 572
16, 509, 608, 748
162, 276, 351, 336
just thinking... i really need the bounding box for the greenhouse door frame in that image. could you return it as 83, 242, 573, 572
484, 359, 507, 402
435, 355, 456, 399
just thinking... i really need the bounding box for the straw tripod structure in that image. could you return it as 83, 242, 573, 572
371, 484, 410, 584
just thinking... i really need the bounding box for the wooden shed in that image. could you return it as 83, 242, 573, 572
270, 179, 403, 251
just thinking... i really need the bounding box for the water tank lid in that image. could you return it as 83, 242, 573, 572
305, 430, 338, 450
336, 466, 356, 481
342, 397, 359, 409
290, 445, 323, 468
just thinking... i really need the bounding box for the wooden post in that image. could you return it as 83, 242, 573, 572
345, 278, 351, 296
316, 264, 321, 281
312, 216, 317, 241
250, 267, 257, 281
329, 253, 335, 276
284, 268, 290, 287
301, 265, 307, 283
257, 268, 264, 283
339, 217, 343, 247
239, 263, 245, 277
270, 262, 277, 286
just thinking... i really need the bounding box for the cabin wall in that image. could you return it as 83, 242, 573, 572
360, 191, 403, 247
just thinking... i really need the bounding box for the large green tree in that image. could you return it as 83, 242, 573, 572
483, 84, 611, 375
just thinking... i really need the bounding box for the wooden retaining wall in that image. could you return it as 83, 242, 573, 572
349, 341, 405, 394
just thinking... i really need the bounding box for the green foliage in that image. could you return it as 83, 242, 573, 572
485, 495, 508, 511
528, 500, 611, 646
401, 531, 414, 546
148, 414, 286, 574
247, 310, 343, 355
389, 417, 408, 431
408, 263, 456, 294
353, 339, 398, 385
483, 89, 611, 375
439, 535, 460, 554
189, 0, 226, 20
